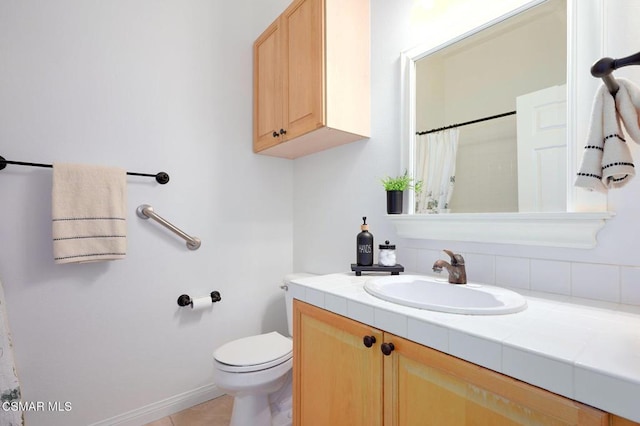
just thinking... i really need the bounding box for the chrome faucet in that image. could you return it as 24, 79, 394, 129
432, 249, 467, 284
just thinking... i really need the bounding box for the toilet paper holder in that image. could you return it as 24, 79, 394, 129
177, 291, 222, 308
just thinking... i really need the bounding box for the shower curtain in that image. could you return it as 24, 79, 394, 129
0, 279, 22, 426
415, 128, 460, 213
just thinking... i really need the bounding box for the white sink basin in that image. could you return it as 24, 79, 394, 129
364, 275, 527, 315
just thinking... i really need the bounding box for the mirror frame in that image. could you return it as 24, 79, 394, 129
392, 0, 612, 248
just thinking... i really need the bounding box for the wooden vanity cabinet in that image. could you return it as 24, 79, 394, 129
293, 300, 632, 426
384, 331, 608, 425
253, 0, 370, 159
293, 299, 383, 425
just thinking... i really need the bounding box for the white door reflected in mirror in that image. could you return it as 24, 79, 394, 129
516, 84, 567, 212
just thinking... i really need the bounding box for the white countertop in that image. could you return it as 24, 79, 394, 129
288, 273, 640, 422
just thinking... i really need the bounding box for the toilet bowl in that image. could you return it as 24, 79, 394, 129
212, 273, 314, 426
213, 332, 293, 426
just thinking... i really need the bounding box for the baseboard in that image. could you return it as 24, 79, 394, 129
88, 384, 226, 426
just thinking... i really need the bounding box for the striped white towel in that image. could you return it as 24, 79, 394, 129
52, 163, 127, 264
575, 78, 640, 192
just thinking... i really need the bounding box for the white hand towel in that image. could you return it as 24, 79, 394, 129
575, 78, 640, 192
52, 163, 127, 264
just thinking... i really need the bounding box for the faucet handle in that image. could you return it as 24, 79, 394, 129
443, 249, 465, 265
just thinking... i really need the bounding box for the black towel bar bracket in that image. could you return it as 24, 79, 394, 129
591, 51, 640, 96
0, 155, 170, 184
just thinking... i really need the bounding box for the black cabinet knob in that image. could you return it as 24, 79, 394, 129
279, 128, 287, 135
381, 342, 395, 356
272, 131, 279, 138
363, 335, 376, 348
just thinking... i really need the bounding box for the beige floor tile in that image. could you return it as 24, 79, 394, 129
170, 395, 233, 426
143, 417, 173, 426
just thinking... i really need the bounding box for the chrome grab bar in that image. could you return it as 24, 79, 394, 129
136, 204, 201, 250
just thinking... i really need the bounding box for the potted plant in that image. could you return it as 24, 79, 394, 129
381, 170, 422, 214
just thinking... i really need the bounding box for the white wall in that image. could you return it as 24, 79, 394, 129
451, 123, 519, 213
293, 0, 640, 306
0, 1, 291, 425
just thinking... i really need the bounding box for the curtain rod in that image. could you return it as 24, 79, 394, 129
416, 110, 516, 136
0, 155, 170, 184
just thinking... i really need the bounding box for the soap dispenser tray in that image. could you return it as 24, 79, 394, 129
350, 264, 404, 276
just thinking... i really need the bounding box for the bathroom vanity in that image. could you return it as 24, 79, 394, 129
290, 274, 640, 425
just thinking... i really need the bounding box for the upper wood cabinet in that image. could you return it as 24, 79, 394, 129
253, 0, 370, 159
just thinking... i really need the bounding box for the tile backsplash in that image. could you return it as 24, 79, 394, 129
400, 247, 640, 307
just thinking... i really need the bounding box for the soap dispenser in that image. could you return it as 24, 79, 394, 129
357, 216, 374, 266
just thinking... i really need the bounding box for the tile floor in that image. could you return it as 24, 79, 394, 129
144, 395, 233, 426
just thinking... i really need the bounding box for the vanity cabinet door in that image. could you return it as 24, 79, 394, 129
383, 332, 609, 426
293, 300, 383, 426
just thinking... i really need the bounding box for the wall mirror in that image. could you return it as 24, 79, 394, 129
415, 0, 566, 214
392, 0, 612, 248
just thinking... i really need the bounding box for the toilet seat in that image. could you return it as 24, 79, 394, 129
214, 331, 293, 373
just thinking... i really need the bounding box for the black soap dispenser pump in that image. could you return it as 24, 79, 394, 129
357, 216, 374, 266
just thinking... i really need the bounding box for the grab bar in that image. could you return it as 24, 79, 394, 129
136, 204, 201, 250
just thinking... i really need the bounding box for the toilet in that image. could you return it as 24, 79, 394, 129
212, 273, 313, 426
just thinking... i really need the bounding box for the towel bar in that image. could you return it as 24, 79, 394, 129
0, 155, 170, 184
136, 204, 201, 250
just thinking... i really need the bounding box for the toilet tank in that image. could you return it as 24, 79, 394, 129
283, 273, 316, 337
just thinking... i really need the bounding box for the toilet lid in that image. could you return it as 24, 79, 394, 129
214, 332, 292, 371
